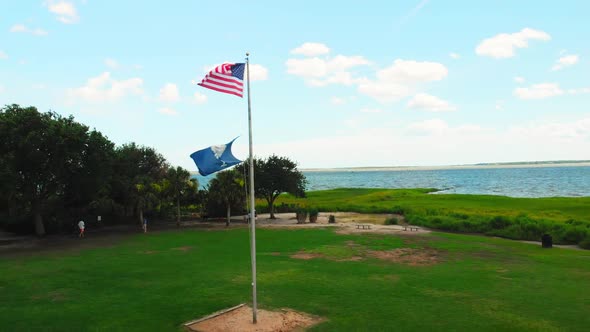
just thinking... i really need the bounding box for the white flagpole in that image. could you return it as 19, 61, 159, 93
246, 53, 258, 324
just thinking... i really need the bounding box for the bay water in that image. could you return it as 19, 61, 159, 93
193, 166, 590, 198
302, 166, 590, 198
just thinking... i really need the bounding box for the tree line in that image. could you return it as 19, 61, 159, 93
0, 104, 306, 236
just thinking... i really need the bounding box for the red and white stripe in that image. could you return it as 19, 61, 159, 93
197, 63, 243, 98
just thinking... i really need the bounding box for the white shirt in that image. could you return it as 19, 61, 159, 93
78, 221, 85, 229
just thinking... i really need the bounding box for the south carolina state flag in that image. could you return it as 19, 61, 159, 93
190, 138, 242, 176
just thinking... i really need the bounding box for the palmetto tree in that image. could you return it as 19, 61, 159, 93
166, 166, 193, 227
208, 169, 245, 226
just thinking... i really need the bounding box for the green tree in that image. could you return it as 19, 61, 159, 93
62, 129, 115, 216
166, 166, 194, 227
0, 104, 113, 235
245, 155, 307, 219
208, 169, 245, 226
110, 143, 168, 225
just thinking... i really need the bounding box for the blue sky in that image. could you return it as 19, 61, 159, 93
1, 0, 589, 169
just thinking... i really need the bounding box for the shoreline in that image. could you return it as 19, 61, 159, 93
301, 162, 590, 172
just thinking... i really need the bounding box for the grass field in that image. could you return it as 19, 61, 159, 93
1, 226, 590, 331
269, 189, 590, 247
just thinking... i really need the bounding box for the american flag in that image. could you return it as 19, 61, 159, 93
196, 63, 245, 98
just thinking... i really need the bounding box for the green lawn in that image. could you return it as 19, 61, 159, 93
1, 227, 590, 331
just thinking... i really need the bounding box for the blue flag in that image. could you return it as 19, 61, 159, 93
190, 138, 242, 176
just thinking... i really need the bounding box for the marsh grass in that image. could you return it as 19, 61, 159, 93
270, 188, 590, 246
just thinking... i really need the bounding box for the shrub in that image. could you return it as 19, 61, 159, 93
295, 207, 307, 224
391, 205, 405, 215
579, 236, 590, 250
308, 208, 319, 223
384, 217, 398, 225
328, 215, 336, 224
562, 226, 588, 244
489, 215, 511, 230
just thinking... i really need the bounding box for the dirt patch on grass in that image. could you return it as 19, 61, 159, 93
31, 289, 70, 302
368, 248, 441, 266
171, 246, 193, 252
290, 243, 442, 265
185, 304, 324, 332
290, 250, 363, 262
345, 256, 364, 261
139, 250, 159, 254
369, 274, 400, 283
290, 252, 323, 260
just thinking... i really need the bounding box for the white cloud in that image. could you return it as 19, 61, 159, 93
409, 120, 484, 138
291, 42, 330, 56
286, 55, 370, 79
551, 54, 579, 71
9, 24, 48, 36
376, 60, 447, 83
45, 1, 79, 24
495, 100, 505, 110
9, 24, 26, 33
475, 28, 551, 58
202, 63, 268, 82
67, 72, 144, 103
449, 52, 460, 59
104, 58, 119, 69
331, 97, 346, 105
0, 51, 7, 59
193, 92, 207, 104
159, 83, 180, 102
158, 107, 178, 116
357, 81, 410, 103
510, 118, 590, 140
245, 64, 269, 81
568, 87, 590, 95
514, 76, 525, 84
286, 57, 330, 78
407, 93, 456, 112
357, 59, 448, 103
287, 47, 449, 104
286, 54, 370, 86
514, 83, 563, 100
219, 115, 590, 169
309, 72, 361, 87
32, 28, 48, 36
407, 119, 450, 135
360, 108, 383, 113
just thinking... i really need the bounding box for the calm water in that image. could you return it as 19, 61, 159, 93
303, 166, 590, 198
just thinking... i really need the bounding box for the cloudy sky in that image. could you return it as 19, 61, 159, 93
1, 0, 589, 169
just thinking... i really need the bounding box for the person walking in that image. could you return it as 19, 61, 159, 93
78, 220, 85, 238
143, 217, 148, 233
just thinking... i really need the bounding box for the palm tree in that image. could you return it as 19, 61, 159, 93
134, 179, 159, 227
166, 166, 193, 227
208, 169, 245, 226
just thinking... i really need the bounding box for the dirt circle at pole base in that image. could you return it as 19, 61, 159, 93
184, 304, 324, 332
